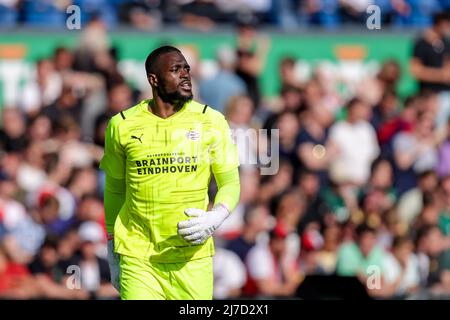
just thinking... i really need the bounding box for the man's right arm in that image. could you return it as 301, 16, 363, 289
104, 174, 126, 235
99, 116, 126, 235
410, 58, 450, 83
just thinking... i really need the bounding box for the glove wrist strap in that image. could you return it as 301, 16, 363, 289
213, 203, 230, 218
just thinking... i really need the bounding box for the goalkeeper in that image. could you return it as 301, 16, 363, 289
100, 46, 240, 300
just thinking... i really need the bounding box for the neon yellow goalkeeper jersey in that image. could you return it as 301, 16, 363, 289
100, 99, 239, 263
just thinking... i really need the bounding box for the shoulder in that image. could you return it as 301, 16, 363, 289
330, 121, 347, 135
359, 121, 376, 133
109, 100, 148, 129
186, 100, 227, 123
187, 100, 221, 115
382, 252, 397, 267
413, 36, 428, 49
297, 128, 312, 142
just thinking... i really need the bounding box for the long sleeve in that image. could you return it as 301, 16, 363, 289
213, 167, 240, 213
103, 174, 126, 234
100, 116, 126, 234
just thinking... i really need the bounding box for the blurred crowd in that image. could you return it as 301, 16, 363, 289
1, 7, 450, 300
1, 0, 450, 30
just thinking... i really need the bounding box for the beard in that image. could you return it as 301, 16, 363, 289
157, 85, 193, 109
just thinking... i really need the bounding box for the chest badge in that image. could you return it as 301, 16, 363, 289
186, 130, 200, 141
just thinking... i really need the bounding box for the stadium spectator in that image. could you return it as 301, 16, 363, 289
376, 94, 417, 158
28, 236, 90, 299
336, 223, 386, 278
397, 170, 438, 227
339, 0, 370, 24
20, 59, 62, 117
410, 12, 450, 129
213, 247, 247, 299
224, 95, 258, 173
314, 224, 341, 274
436, 118, 450, 177
74, 221, 117, 299
244, 223, 302, 298
276, 112, 302, 177
262, 84, 303, 139
414, 225, 450, 296
279, 56, 302, 90
235, 15, 270, 109
393, 110, 439, 194
199, 45, 246, 114
370, 89, 400, 132
328, 97, 380, 187
363, 158, 397, 208
294, 170, 327, 232
381, 235, 421, 298
296, 103, 335, 188
226, 204, 273, 263
0, 108, 28, 153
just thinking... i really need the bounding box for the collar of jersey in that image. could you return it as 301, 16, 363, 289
141, 99, 189, 121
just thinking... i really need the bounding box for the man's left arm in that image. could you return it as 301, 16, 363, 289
212, 167, 240, 214
177, 113, 240, 245
177, 168, 240, 245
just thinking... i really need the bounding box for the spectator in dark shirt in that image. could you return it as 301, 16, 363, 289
74, 221, 118, 299
410, 11, 450, 130
29, 236, 89, 299
43, 85, 83, 125
296, 103, 335, 187
235, 16, 270, 109
410, 12, 450, 93
227, 204, 273, 263
370, 89, 400, 132
415, 225, 450, 296
295, 170, 329, 234
263, 84, 303, 140
0, 108, 28, 153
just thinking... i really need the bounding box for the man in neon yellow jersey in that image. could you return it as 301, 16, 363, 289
100, 46, 240, 299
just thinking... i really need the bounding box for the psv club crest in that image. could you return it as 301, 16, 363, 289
186, 129, 201, 141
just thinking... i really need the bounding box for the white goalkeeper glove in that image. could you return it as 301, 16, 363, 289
177, 205, 230, 245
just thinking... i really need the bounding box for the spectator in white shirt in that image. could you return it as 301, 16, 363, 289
245, 224, 302, 298
213, 247, 247, 299
329, 98, 380, 186
382, 236, 420, 298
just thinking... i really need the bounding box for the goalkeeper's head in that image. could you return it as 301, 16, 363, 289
145, 45, 193, 107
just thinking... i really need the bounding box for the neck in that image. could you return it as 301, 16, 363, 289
150, 95, 184, 119
427, 27, 443, 42
242, 228, 257, 243
347, 116, 358, 124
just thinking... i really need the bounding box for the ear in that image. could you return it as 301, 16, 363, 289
148, 74, 158, 87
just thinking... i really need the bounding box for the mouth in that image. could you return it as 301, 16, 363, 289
179, 81, 192, 90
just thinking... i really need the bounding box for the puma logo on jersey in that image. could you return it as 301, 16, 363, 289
131, 134, 143, 143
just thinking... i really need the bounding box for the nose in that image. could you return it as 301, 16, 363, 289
180, 68, 189, 79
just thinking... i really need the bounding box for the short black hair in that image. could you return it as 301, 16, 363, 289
355, 223, 376, 238
145, 45, 181, 76
433, 11, 450, 26
41, 235, 59, 250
